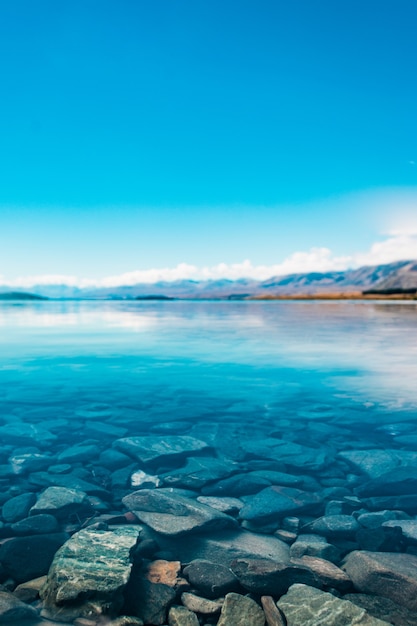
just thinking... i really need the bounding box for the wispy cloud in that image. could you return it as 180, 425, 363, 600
2, 232, 416, 288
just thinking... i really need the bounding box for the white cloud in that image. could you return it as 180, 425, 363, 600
2, 234, 416, 288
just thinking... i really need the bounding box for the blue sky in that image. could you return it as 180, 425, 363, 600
0, 0, 416, 284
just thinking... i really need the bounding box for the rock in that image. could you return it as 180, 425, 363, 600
357, 510, 408, 529
99, 449, 132, 470
168, 605, 199, 626
181, 592, 223, 615
356, 525, 405, 552
30, 486, 92, 520
304, 515, 360, 538
40, 526, 140, 622
383, 519, 417, 543
122, 489, 236, 536
217, 592, 265, 626
290, 534, 341, 563
11, 513, 59, 535
57, 444, 101, 464
13, 575, 46, 602
183, 559, 239, 598
196, 496, 243, 515
0, 423, 56, 447
114, 436, 209, 467
362, 494, 417, 512
201, 472, 275, 496
345, 592, 417, 626
1, 492, 36, 523
0, 590, 38, 623
8, 452, 51, 475
144, 560, 184, 587
162, 456, 237, 489
242, 438, 331, 471
355, 468, 417, 497
125, 560, 180, 625
231, 558, 318, 595
239, 486, 322, 524
278, 583, 389, 625
105, 618, 144, 626
261, 596, 285, 626
153, 528, 290, 567
291, 556, 352, 592
28, 472, 110, 499
0, 533, 68, 582
338, 449, 417, 480
342, 550, 417, 611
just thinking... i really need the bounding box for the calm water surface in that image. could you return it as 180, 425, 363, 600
0, 300, 416, 427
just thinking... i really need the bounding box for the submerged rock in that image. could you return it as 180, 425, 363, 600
217, 592, 265, 626
183, 559, 240, 598
114, 435, 209, 467
40, 526, 140, 622
0, 533, 68, 583
239, 486, 322, 524
0, 590, 38, 623
30, 486, 92, 520
122, 489, 236, 536
278, 583, 389, 625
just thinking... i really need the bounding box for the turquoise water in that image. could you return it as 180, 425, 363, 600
0, 299, 416, 436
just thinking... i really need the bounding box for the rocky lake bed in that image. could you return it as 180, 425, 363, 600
1, 300, 417, 625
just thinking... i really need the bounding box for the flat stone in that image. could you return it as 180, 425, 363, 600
201, 472, 275, 496
29, 472, 110, 499
197, 496, 243, 515
181, 592, 223, 614
122, 489, 236, 536
11, 513, 59, 535
260, 596, 285, 626
291, 556, 352, 592
162, 456, 237, 489
362, 494, 417, 513
114, 436, 209, 467
356, 468, 417, 497
218, 592, 265, 626
13, 575, 47, 602
30, 486, 92, 520
0, 590, 38, 623
0, 423, 56, 447
304, 515, 360, 538
357, 510, 408, 529
168, 605, 199, 626
183, 559, 239, 598
345, 592, 417, 626
1, 492, 36, 523
8, 452, 51, 475
40, 526, 140, 622
57, 444, 101, 464
383, 519, 417, 543
290, 534, 341, 563
0, 533, 68, 583
343, 550, 417, 611
338, 449, 417, 479
278, 583, 389, 625
231, 558, 317, 596
239, 486, 322, 524
242, 438, 331, 471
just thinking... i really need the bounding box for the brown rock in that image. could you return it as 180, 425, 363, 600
261, 596, 285, 626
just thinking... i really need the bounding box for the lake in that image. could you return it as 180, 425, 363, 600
1, 300, 417, 624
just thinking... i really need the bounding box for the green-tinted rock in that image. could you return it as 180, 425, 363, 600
40, 526, 140, 622
217, 592, 265, 626
168, 605, 200, 626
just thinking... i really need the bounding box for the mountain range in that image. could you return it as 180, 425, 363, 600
0, 260, 416, 299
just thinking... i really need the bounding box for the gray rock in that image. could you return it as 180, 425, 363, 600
196, 496, 243, 515
30, 486, 92, 520
162, 456, 237, 489
40, 526, 140, 622
291, 556, 352, 592
356, 468, 417, 497
383, 519, 417, 543
239, 486, 322, 524
11, 513, 59, 535
278, 583, 389, 625
0, 533, 68, 583
345, 592, 417, 626
290, 534, 341, 563
168, 605, 199, 626
13, 575, 46, 603
29, 471, 110, 499
304, 515, 360, 538
122, 489, 236, 536
99, 448, 132, 470
217, 592, 265, 626
0, 423, 56, 447
242, 438, 331, 471
183, 559, 239, 598
343, 550, 417, 611
338, 449, 417, 480
357, 510, 408, 529
8, 452, 51, 475
57, 444, 101, 464
0, 590, 38, 623
201, 472, 276, 496
362, 494, 417, 513
231, 558, 318, 595
1, 492, 36, 523
181, 592, 223, 615
114, 436, 209, 467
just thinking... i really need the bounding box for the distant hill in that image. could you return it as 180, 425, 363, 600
0, 261, 416, 299
0, 291, 48, 300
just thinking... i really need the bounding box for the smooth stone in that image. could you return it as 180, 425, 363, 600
105, 618, 144, 626
114, 436, 209, 467
338, 449, 417, 479
342, 550, 417, 611
13, 575, 47, 602
183, 559, 239, 599
362, 494, 417, 512
99, 449, 133, 470
57, 444, 101, 464
29, 472, 110, 499
48, 464, 72, 474
122, 489, 236, 536
239, 486, 322, 524
201, 473, 275, 496
168, 605, 199, 626
304, 515, 360, 538
11, 513, 59, 535
1, 492, 36, 523
153, 529, 290, 568
231, 558, 318, 595
30, 486, 92, 520
181, 592, 223, 615
261, 595, 285, 626
150, 421, 193, 434
383, 519, 417, 543
278, 583, 389, 625
82, 421, 127, 438
40, 526, 140, 622
217, 592, 265, 626
291, 556, 352, 592
357, 510, 408, 529
241, 438, 331, 471
290, 534, 341, 564
197, 496, 243, 515
355, 468, 417, 497
161, 456, 237, 489
8, 452, 51, 475
0, 423, 56, 447
0, 590, 38, 623
0, 533, 68, 583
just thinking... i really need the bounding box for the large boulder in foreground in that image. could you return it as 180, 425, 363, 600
277, 583, 390, 626
342, 550, 417, 612
122, 489, 236, 536
40, 526, 140, 622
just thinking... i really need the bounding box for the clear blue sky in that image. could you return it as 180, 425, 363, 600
0, 0, 416, 281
